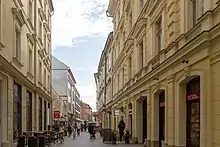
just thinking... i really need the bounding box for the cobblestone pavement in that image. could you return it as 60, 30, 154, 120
55, 132, 143, 147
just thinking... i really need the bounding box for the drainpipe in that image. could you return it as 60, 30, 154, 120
33, 0, 37, 131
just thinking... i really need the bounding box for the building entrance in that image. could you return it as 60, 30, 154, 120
186, 77, 200, 147
142, 97, 147, 143
159, 91, 165, 147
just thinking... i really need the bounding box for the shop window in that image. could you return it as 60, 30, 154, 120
26, 91, 32, 131
39, 98, 42, 130
13, 83, 22, 141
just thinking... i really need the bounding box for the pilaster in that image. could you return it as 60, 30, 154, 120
166, 75, 175, 145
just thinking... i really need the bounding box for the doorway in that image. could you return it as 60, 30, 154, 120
159, 90, 165, 147
128, 103, 132, 136
0, 80, 2, 145
186, 76, 200, 147
142, 97, 147, 143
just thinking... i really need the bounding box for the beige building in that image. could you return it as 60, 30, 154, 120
99, 0, 220, 147
0, 0, 54, 146
95, 32, 113, 128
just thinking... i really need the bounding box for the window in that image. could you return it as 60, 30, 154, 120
44, 100, 47, 130
26, 91, 32, 131
139, 41, 144, 69
140, 0, 144, 10
44, 33, 47, 49
15, 27, 21, 60
13, 83, 22, 141
128, 56, 132, 79
156, 17, 162, 53
39, 61, 42, 82
44, 69, 46, 86
28, 48, 33, 73
122, 68, 124, 86
48, 103, 51, 125
44, 0, 47, 12
117, 74, 120, 91
129, 11, 132, 31
47, 75, 50, 90
39, 20, 42, 39
28, 0, 33, 21
188, 0, 204, 29
39, 98, 42, 130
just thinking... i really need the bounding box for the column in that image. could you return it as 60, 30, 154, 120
167, 75, 175, 145
150, 93, 159, 142
147, 91, 151, 142
22, 86, 27, 132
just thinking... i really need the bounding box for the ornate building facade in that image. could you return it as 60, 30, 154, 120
0, 0, 54, 146
100, 0, 220, 146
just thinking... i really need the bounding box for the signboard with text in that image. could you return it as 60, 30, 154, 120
54, 111, 60, 119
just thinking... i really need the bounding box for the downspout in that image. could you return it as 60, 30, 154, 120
33, 0, 37, 131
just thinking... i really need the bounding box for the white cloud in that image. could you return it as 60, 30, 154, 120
75, 67, 85, 71
52, 0, 112, 49
76, 83, 97, 110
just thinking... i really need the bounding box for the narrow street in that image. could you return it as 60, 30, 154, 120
55, 132, 143, 147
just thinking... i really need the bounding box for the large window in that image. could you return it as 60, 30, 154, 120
44, 100, 47, 130
28, 0, 33, 22
156, 17, 162, 53
13, 83, 22, 141
15, 27, 21, 61
139, 41, 144, 69
39, 98, 42, 130
128, 56, 132, 79
39, 20, 42, 39
28, 46, 33, 73
26, 91, 32, 131
39, 61, 42, 82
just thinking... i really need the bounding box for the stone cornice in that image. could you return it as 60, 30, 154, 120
12, 8, 25, 26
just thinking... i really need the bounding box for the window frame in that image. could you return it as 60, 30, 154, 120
28, 0, 33, 22
39, 98, 43, 131
13, 83, 22, 141
156, 17, 162, 53
39, 61, 42, 82
26, 91, 32, 131
28, 43, 33, 73
15, 25, 22, 61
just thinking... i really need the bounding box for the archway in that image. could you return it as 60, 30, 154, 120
186, 76, 200, 147
142, 97, 147, 143
128, 103, 132, 136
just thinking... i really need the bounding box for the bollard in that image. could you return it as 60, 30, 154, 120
17, 135, 26, 147
28, 136, 38, 147
38, 135, 46, 147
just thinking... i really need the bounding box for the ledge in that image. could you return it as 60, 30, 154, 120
12, 57, 23, 69
0, 42, 5, 50
27, 72, 35, 80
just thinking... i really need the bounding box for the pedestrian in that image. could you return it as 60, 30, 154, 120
118, 116, 125, 142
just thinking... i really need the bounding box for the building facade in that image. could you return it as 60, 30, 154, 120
80, 101, 92, 121
101, 0, 220, 146
52, 56, 79, 124
52, 88, 68, 121
0, 0, 54, 146
73, 86, 81, 122
95, 32, 114, 128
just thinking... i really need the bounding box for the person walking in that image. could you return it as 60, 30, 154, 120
118, 116, 125, 142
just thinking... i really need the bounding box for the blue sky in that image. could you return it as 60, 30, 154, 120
52, 0, 112, 110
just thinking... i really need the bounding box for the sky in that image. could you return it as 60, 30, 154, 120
52, 0, 112, 111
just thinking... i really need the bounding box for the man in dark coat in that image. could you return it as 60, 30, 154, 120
118, 116, 125, 142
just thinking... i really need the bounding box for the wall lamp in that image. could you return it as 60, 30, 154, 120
182, 60, 189, 64
106, 10, 113, 17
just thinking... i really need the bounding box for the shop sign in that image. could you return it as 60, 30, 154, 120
54, 111, 60, 119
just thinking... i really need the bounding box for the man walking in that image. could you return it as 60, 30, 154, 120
118, 116, 125, 142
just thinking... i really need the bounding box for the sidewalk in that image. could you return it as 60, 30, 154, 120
54, 132, 143, 147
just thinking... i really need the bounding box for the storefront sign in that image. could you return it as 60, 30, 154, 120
54, 111, 60, 119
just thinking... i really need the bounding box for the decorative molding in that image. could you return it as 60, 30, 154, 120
12, 8, 25, 26
167, 74, 175, 83
26, 33, 35, 45
0, 42, 5, 50
13, 0, 24, 8
132, 18, 147, 39
12, 57, 23, 69
43, 22, 50, 32
183, 67, 190, 78
38, 8, 46, 21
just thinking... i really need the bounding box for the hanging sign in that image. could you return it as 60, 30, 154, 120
54, 111, 60, 119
